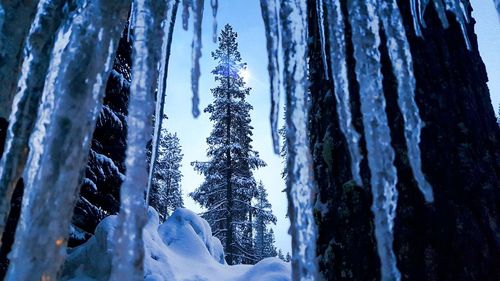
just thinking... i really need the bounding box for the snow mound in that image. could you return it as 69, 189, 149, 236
61, 208, 291, 281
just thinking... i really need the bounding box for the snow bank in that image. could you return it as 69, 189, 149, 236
61, 208, 291, 281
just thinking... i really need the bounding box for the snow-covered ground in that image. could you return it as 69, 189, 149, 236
61, 208, 291, 281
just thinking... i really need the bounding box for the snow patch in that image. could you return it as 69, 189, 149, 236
62, 208, 290, 281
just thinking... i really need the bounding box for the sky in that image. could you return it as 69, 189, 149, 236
163, 1, 500, 255
471, 0, 500, 115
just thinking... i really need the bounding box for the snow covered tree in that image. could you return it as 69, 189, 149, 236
190, 24, 266, 265
263, 228, 278, 258
150, 122, 184, 222
277, 249, 285, 261
253, 181, 277, 262
285, 252, 291, 263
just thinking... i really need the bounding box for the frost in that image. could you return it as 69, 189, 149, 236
410, 0, 471, 49
279, 1, 319, 280
109, 0, 168, 280
5, 1, 129, 280
0, 0, 66, 241
380, 0, 434, 203
347, 0, 400, 280
323, 0, 363, 186
259, 0, 281, 154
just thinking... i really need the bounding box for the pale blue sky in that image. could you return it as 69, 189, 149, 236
164, 1, 499, 255
472, 0, 500, 115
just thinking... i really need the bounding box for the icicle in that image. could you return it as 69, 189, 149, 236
380, 0, 434, 203
5, 1, 130, 280
191, 0, 204, 117
182, 0, 190, 30
259, 0, 281, 154
323, 0, 363, 186
410, 0, 471, 49
495, 0, 500, 18
147, 0, 180, 204
0, 5, 4, 31
347, 0, 401, 280
179, 0, 204, 118
211, 0, 218, 43
128, 1, 136, 42
0, 0, 66, 242
110, 0, 168, 280
316, 0, 329, 80
0, 0, 38, 120
279, 1, 319, 280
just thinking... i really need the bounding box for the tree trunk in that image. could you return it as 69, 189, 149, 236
309, 1, 500, 280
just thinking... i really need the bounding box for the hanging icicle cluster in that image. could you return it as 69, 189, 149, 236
146, 0, 180, 204
0, 0, 66, 242
110, 0, 170, 279
410, 0, 472, 49
0, 0, 487, 279
2, 1, 130, 280
258, 0, 473, 280
323, 0, 363, 186
260, 0, 320, 280
259, 0, 281, 154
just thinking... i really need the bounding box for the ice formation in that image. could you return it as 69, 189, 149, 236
259, 0, 282, 154
0, 0, 481, 280
347, 0, 401, 280
61, 208, 291, 281
5, 1, 130, 280
410, 0, 471, 49
380, 0, 434, 203
323, 0, 363, 186
147, 0, 180, 203
0, 0, 66, 240
279, 1, 319, 280
181, 0, 205, 118
211, 0, 219, 43
0, 0, 38, 120
316, 0, 330, 80
109, 0, 167, 280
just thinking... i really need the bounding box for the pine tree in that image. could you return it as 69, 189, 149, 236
253, 181, 276, 262
262, 228, 278, 258
285, 252, 291, 262
150, 122, 184, 222
277, 249, 285, 261
190, 24, 266, 265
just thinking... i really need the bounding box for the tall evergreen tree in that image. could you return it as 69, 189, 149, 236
253, 181, 276, 262
150, 122, 184, 222
190, 24, 266, 265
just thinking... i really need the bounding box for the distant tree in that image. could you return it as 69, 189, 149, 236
190, 24, 265, 265
285, 252, 291, 262
263, 228, 278, 258
277, 249, 285, 261
253, 181, 277, 262
150, 123, 184, 222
